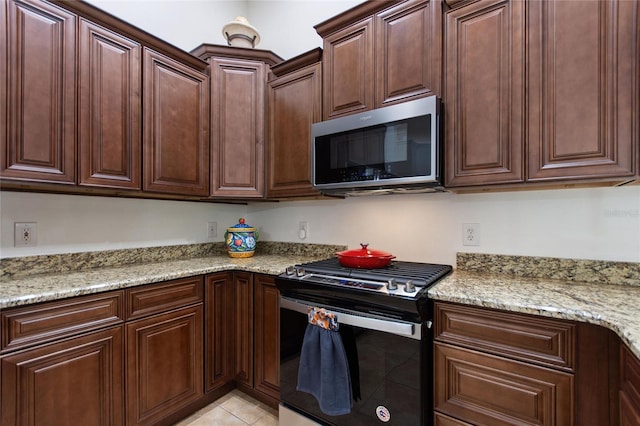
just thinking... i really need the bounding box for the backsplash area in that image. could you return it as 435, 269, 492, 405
457, 252, 640, 287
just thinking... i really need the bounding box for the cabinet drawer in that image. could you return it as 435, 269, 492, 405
435, 302, 575, 371
126, 276, 203, 320
621, 345, 640, 408
1, 291, 124, 353
435, 342, 574, 426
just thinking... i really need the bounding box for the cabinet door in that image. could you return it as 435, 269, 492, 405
78, 19, 141, 189
444, 0, 525, 187
267, 63, 321, 198
1, 0, 76, 184
233, 272, 254, 388
1, 327, 124, 426
254, 274, 280, 401
323, 17, 374, 119
210, 57, 265, 198
375, 0, 442, 106
527, 0, 638, 182
435, 342, 573, 426
126, 305, 203, 426
143, 48, 209, 196
205, 272, 234, 393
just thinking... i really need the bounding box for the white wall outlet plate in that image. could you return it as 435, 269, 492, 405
462, 223, 480, 246
207, 221, 217, 238
15, 222, 38, 247
298, 221, 309, 240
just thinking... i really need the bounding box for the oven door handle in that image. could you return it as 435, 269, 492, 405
279, 296, 423, 340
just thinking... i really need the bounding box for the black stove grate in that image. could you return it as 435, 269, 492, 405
298, 258, 452, 287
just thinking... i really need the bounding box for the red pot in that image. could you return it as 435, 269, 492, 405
336, 243, 396, 269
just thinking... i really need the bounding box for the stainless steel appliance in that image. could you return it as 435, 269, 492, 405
276, 258, 452, 426
312, 96, 442, 196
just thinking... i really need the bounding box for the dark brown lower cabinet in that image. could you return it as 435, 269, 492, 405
233, 272, 280, 407
126, 304, 203, 426
620, 345, 640, 425
435, 342, 573, 425
253, 274, 280, 401
205, 272, 235, 393
434, 301, 622, 425
1, 327, 124, 426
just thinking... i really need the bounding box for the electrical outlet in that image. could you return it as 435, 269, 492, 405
298, 221, 309, 240
462, 223, 480, 246
207, 221, 217, 238
15, 222, 38, 247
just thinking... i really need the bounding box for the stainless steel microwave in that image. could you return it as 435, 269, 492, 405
312, 96, 443, 196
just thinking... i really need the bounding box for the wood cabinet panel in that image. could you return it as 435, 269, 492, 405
2, 0, 76, 184
434, 412, 473, 426
204, 272, 234, 393
254, 274, 280, 400
126, 304, 203, 426
267, 61, 321, 198
210, 57, 265, 198
233, 272, 254, 387
527, 0, 638, 181
444, 0, 525, 187
375, 0, 441, 106
620, 345, 640, 423
435, 302, 575, 371
322, 17, 374, 119
1, 291, 124, 353
79, 18, 141, 189
143, 48, 209, 196
125, 276, 203, 320
1, 327, 124, 426
435, 342, 574, 426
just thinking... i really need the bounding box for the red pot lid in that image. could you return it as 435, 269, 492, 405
336, 243, 394, 259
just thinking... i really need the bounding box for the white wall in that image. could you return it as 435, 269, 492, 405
1, 1, 639, 265
251, 186, 640, 265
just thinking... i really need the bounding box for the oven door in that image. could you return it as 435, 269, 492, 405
279, 296, 431, 426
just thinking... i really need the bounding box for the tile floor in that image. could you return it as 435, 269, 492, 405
174, 389, 278, 426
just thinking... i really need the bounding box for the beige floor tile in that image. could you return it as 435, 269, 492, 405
219, 394, 269, 424
188, 405, 247, 426
252, 412, 279, 426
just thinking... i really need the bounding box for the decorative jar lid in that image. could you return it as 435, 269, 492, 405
227, 218, 256, 232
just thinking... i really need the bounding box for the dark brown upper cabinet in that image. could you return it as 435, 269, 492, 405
527, 0, 638, 183
445, 0, 638, 189
142, 48, 210, 196
79, 19, 141, 190
1, 0, 77, 184
444, 0, 525, 187
191, 45, 282, 199
317, 0, 442, 120
267, 49, 322, 198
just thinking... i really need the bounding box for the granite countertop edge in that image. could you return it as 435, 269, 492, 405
0, 254, 323, 309
429, 270, 640, 360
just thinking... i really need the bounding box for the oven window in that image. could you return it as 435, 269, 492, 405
280, 308, 425, 426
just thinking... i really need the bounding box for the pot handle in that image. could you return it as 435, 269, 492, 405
360, 243, 369, 250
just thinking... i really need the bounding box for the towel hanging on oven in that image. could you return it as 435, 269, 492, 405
296, 307, 353, 416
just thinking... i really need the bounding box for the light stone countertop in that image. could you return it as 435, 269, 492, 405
0, 254, 321, 309
429, 270, 640, 359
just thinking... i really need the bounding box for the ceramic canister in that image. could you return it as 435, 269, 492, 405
225, 218, 258, 258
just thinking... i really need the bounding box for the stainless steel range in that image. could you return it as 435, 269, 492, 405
276, 258, 452, 426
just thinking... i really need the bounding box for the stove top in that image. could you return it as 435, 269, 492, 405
276, 258, 452, 322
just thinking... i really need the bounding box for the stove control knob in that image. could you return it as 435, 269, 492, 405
285, 266, 295, 275
387, 278, 398, 291
404, 280, 416, 293
295, 267, 306, 277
